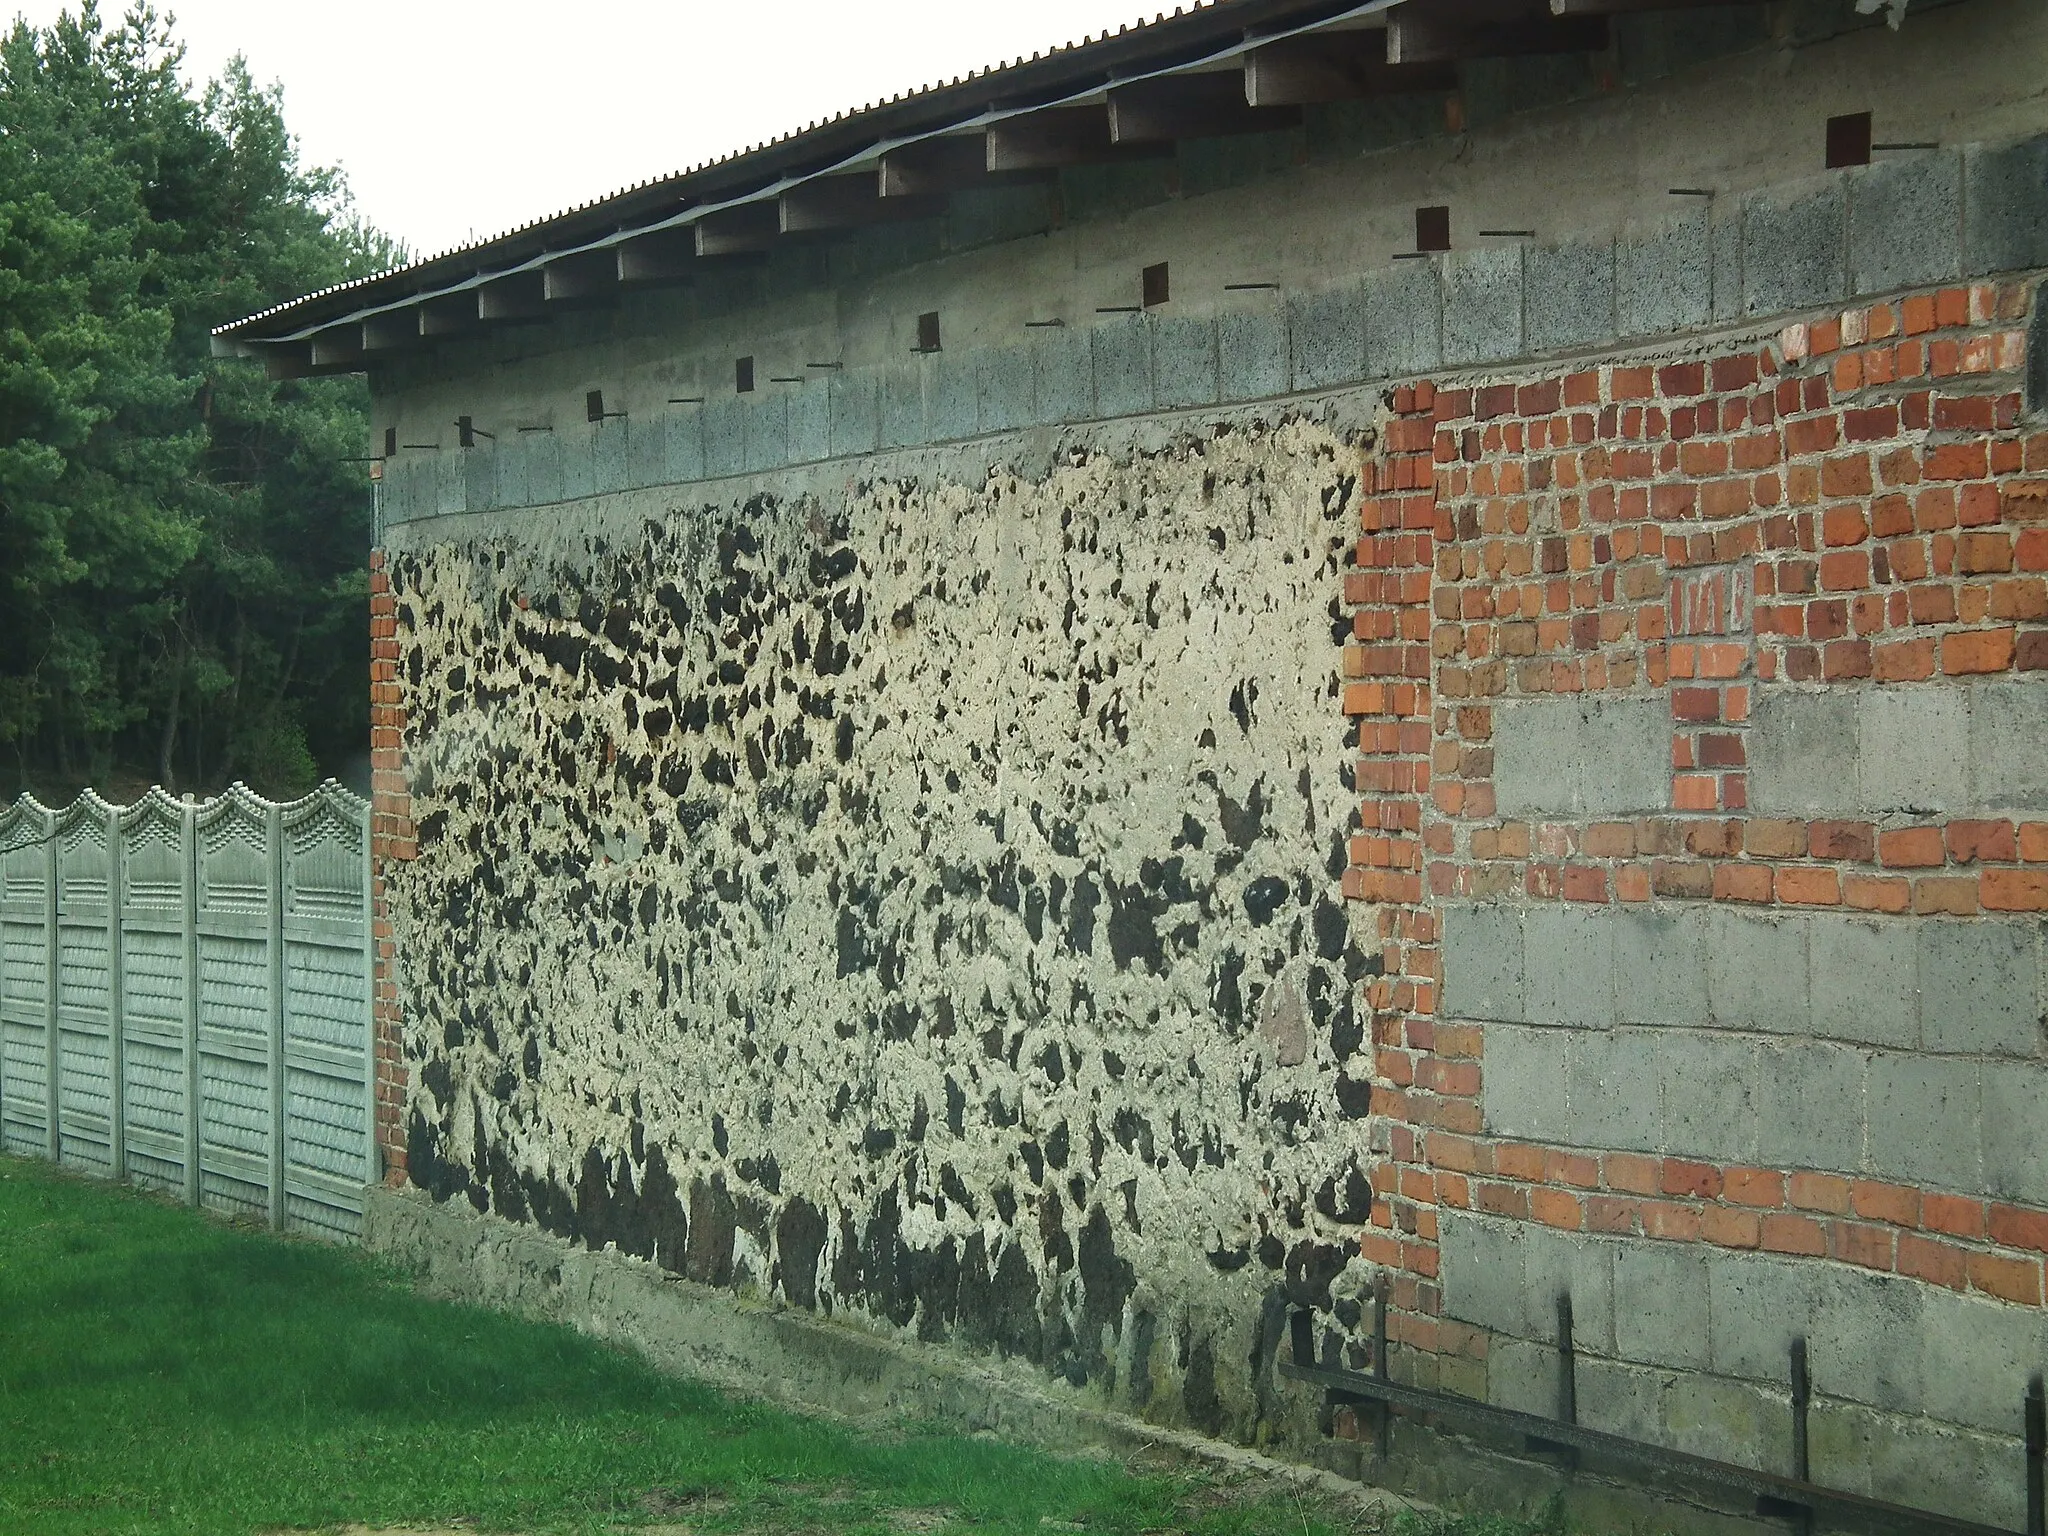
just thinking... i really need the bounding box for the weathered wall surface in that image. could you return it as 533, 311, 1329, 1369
377, 414, 1388, 1441
1349, 278, 2048, 1528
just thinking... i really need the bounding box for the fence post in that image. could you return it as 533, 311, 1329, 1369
266, 797, 286, 1231
358, 792, 378, 1194
106, 799, 126, 1180
40, 804, 57, 1162
181, 797, 201, 1208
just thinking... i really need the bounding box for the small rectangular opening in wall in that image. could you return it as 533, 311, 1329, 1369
1825, 111, 1873, 169
1142, 262, 1169, 308
735, 356, 755, 393
915, 311, 941, 353
1416, 205, 1451, 253
382, 426, 397, 459
585, 390, 605, 423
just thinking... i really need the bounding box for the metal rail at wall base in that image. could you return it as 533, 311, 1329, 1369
1283, 1284, 2048, 1536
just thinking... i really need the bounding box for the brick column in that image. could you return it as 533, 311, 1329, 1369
368, 549, 415, 1185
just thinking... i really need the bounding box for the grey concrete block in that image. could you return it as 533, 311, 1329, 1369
1918, 920, 2040, 1057
1567, 1029, 1662, 1153
593, 418, 628, 493
1091, 315, 1154, 420
1492, 696, 1666, 818
1849, 151, 1962, 296
1710, 210, 1744, 325
925, 352, 977, 443
1613, 1242, 1710, 1370
1658, 1031, 1759, 1163
428, 448, 459, 516
975, 347, 1034, 435
562, 429, 598, 502
1866, 1051, 1981, 1191
1805, 1265, 1927, 1412
787, 380, 830, 464
1969, 679, 2048, 811
1748, 689, 1857, 817
1574, 1357, 1666, 1446
1863, 685, 1970, 814
1523, 904, 1615, 1029
382, 457, 418, 524
1152, 315, 1218, 410
461, 445, 494, 512
1439, 1212, 1528, 1335
666, 408, 705, 485
1742, 180, 1847, 318
1755, 1040, 1865, 1171
1664, 1372, 1787, 1471
1287, 283, 1366, 392
1484, 1335, 1555, 1416
1852, 1408, 2024, 1533
1520, 1226, 1614, 1352
1918, 1286, 2048, 1435
1364, 260, 1441, 380
1963, 134, 2048, 278
1480, 1023, 1570, 1142
1033, 326, 1094, 426
1811, 914, 1917, 1050
1706, 1251, 1826, 1381
1524, 240, 1615, 355
702, 398, 747, 479
626, 413, 666, 489
525, 431, 563, 505
1613, 907, 1708, 1028
492, 438, 526, 510
827, 371, 878, 460
1616, 212, 1712, 339
878, 362, 926, 450
1217, 305, 1288, 401
743, 391, 789, 474
1440, 903, 1525, 1022
1982, 1060, 2048, 1203
1705, 907, 1809, 1034
1443, 246, 1524, 366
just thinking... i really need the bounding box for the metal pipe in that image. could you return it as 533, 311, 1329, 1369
2027, 1374, 2044, 1536
1373, 1272, 1391, 1462
1557, 1293, 1577, 1426
1791, 1337, 1811, 1483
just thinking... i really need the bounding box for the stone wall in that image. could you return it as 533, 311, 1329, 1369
374, 413, 1388, 1443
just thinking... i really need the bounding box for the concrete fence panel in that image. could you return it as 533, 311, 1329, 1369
0, 781, 374, 1238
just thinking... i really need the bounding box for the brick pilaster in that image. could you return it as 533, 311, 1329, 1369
368, 549, 415, 1185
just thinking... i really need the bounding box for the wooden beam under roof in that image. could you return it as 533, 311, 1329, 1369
694, 203, 781, 257
985, 107, 1175, 173
1243, 33, 1457, 105
1107, 72, 1302, 143
1385, 0, 1609, 62
779, 174, 946, 234
878, 136, 1054, 198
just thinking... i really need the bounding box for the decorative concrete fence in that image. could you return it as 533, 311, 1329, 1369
0, 782, 376, 1239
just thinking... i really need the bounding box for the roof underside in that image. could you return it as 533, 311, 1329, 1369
215, 0, 1773, 372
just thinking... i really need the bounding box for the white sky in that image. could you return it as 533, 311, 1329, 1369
10, 0, 1168, 259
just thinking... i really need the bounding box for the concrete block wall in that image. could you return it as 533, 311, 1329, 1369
373, 136, 2048, 536
1342, 274, 2048, 1526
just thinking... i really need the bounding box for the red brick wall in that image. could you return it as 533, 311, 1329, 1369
368, 549, 415, 1184
1343, 279, 2048, 1383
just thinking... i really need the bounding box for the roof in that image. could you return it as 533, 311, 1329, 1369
211, 0, 1702, 360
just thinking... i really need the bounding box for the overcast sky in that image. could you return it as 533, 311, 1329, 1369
10, 1, 1166, 260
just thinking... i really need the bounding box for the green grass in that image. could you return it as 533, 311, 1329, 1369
0, 1154, 1504, 1536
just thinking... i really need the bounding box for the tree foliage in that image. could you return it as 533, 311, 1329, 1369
0, 3, 399, 801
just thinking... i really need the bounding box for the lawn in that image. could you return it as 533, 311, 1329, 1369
0, 1154, 1521, 1536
